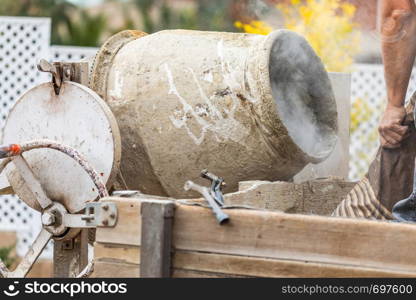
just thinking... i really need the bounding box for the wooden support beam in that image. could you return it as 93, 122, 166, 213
96, 198, 142, 245
173, 251, 416, 278
140, 200, 175, 278
173, 205, 416, 274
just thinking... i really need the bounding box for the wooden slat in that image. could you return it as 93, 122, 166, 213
173, 204, 416, 274
96, 198, 141, 245
94, 243, 140, 265
54, 231, 88, 278
92, 260, 140, 278
173, 251, 416, 278
53, 62, 90, 278
172, 269, 246, 278
140, 200, 174, 278
27, 259, 53, 278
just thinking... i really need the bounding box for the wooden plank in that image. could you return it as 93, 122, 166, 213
0, 231, 17, 275
225, 178, 355, 215
140, 200, 175, 278
27, 259, 53, 278
53, 62, 90, 278
63, 61, 89, 85
294, 73, 351, 183
94, 243, 140, 265
92, 260, 140, 278
172, 204, 416, 274
173, 251, 416, 278
96, 198, 141, 246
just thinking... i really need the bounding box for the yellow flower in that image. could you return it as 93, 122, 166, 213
235, 0, 361, 73
342, 3, 356, 18
234, 21, 243, 29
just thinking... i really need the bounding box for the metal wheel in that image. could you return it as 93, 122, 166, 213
0, 140, 114, 278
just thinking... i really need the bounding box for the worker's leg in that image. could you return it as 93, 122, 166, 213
333, 93, 416, 219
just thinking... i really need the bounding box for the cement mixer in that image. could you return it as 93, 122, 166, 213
0, 29, 338, 277
90, 29, 338, 197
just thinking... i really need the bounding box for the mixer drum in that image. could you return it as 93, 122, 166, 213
90, 29, 338, 198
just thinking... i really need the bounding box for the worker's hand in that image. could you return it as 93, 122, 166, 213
379, 105, 409, 148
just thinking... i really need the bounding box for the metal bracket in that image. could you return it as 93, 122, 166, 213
184, 169, 229, 225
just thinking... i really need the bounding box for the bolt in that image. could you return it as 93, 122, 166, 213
109, 213, 116, 219
102, 220, 109, 226
102, 205, 109, 211
41, 212, 55, 226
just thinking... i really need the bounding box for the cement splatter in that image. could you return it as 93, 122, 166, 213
164, 49, 250, 145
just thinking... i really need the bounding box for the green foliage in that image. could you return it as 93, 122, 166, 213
0, 246, 15, 268
0, 0, 77, 45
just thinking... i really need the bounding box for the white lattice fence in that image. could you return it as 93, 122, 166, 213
0, 17, 51, 257
0, 16, 415, 260
349, 64, 416, 181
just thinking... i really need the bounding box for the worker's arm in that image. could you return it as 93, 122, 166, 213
379, 0, 416, 148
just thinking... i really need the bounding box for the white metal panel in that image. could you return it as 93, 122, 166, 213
349, 64, 416, 181
0, 15, 413, 258
50, 45, 98, 62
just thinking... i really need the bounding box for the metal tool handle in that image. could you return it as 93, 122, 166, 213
184, 180, 229, 225
392, 101, 416, 222
0, 228, 52, 278
0, 140, 110, 278
0, 140, 108, 198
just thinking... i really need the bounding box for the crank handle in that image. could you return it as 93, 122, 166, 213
60, 202, 118, 229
